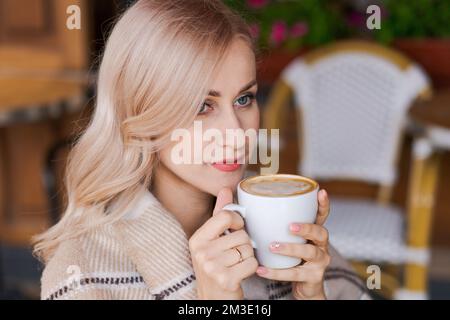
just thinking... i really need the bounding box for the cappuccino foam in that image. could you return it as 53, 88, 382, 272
241, 175, 316, 197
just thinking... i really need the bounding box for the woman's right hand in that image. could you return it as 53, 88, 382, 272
189, 188, 258, 300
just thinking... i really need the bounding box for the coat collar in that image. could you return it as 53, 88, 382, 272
111, 188, 290, 300
113, 189, 198, 299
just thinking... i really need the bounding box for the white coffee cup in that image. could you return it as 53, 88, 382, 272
223, 174, 319, 269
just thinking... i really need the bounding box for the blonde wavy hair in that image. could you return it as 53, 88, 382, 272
33, 0, 259, 262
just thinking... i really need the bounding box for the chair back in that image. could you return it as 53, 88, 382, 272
280, 41, 430, 186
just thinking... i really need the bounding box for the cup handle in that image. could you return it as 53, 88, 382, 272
222, 204, 257, 249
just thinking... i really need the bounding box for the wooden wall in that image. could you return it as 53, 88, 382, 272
0, 0, 89, 70
0, 0, 89, 246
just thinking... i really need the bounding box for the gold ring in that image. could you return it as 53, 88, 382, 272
235, 247, 243, 263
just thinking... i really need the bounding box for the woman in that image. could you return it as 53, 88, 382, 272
34, 0, 369, 300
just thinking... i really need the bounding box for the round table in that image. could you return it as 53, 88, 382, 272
401, 88, 450, 297
410, 89, 450, 150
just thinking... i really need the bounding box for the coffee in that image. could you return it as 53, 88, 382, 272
240, 174, 317, 197
224, 174, 319, 268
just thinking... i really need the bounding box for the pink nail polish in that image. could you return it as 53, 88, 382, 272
290, 223, 301, 232
270, 242, 282, 251
256, 267, 267, 275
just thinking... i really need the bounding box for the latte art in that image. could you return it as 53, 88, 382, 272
240, 175, 317, 197
247, 180, 312, 196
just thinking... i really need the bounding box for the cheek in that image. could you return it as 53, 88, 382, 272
158, 141, 200, 184
159, 125, 197, 165
157, 129, 210, 185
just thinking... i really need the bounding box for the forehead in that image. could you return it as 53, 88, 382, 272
210, 39, 256, 92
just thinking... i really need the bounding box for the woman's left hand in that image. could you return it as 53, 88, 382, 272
255, 189, 331, 300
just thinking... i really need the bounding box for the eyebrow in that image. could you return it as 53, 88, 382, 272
208, 79, 257, 97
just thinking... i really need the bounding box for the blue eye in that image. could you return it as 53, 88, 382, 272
198, 93, 256, 116
235, 93, 255, 108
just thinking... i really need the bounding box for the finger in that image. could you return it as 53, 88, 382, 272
229, 256, 259, 282
209, 229, 251, 253
269, 242, 324, 262
195, 210, 244, 241
256, 265, 308, 282
218, 244, 254, 267
289, 223, 329, 249
315, 189, 330, 226
213, 188, 234, 216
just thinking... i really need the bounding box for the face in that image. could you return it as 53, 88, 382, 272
158, 38, 259, 196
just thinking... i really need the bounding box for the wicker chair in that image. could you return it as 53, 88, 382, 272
263, 40, 434, 299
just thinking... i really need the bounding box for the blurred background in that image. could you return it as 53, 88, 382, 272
0, 0, 449, 300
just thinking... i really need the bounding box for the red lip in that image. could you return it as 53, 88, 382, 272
212, 163, 241, 172
211, 160, 242, 172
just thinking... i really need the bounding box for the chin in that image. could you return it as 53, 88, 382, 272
204, 164, 246, 195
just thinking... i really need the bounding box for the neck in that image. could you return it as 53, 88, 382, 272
151, 163, 215, 239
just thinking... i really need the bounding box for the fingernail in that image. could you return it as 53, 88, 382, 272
270, 242, 282, 251
256, 266, 267, 275
320, 189, 328, 199
290, 223, 301, 232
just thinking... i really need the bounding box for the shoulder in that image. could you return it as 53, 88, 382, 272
324, 245, 372, 300
40, 225, 145, 300
40, 190, 159, 300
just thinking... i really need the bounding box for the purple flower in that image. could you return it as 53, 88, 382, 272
270, 21, 288, 46
347, 11, 366, 27
380, 6, 389, 18
247, 0, 268, 9
249, 23, 260, 40
290, 22, 309, 38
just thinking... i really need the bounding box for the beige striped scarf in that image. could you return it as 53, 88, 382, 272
40, 189, 370, 300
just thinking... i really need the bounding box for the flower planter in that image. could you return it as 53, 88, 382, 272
257, 39, 450, 88
393, 39, 450, 89
256, 48, 311, 86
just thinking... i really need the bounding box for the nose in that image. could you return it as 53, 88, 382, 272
216, 104, 246, 156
